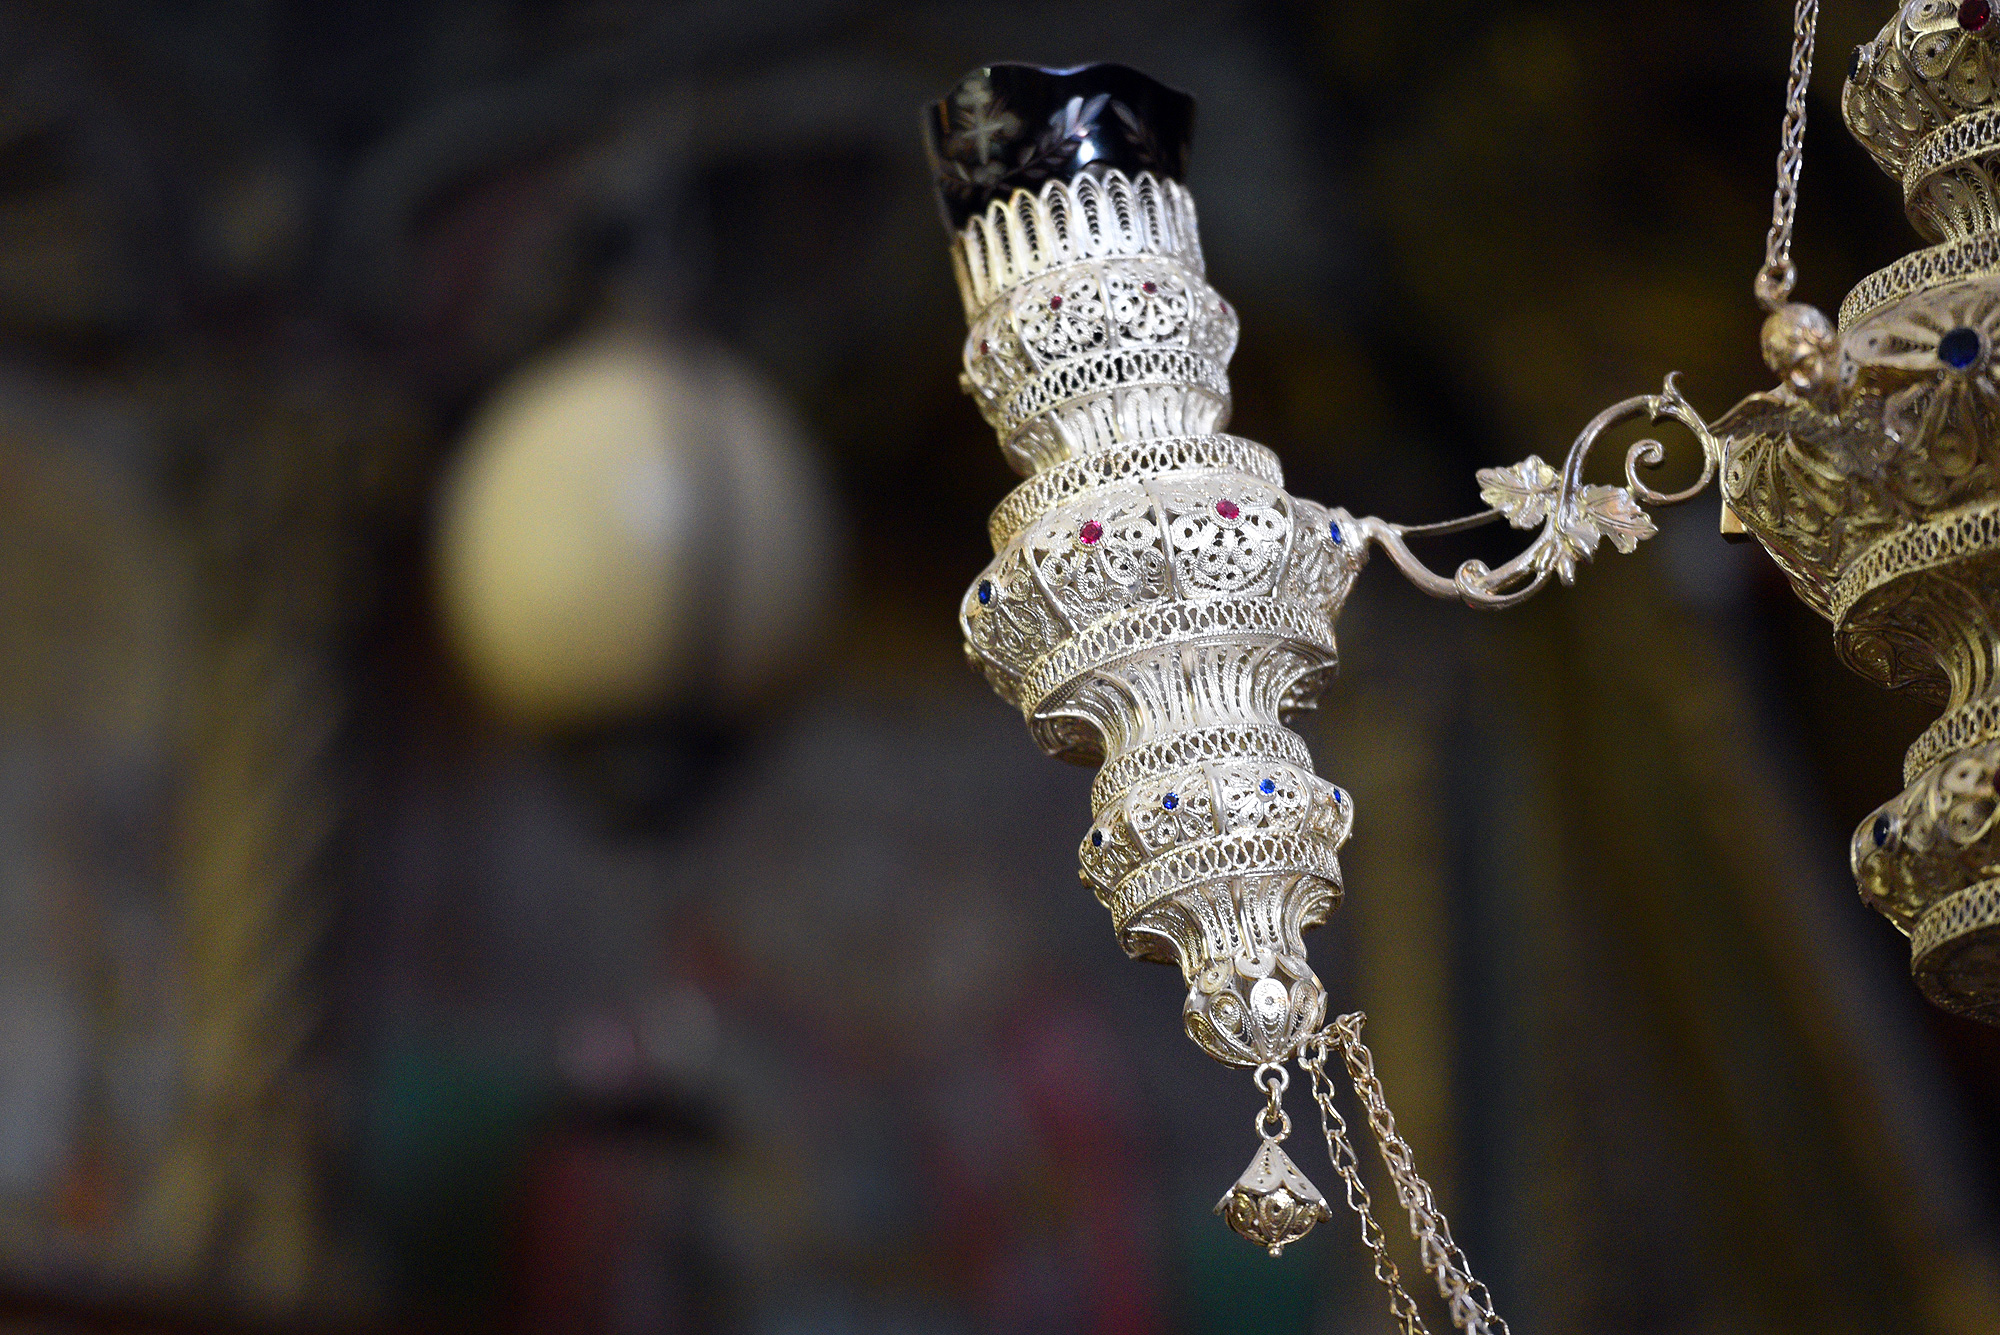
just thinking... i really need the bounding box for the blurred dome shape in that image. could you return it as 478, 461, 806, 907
436, 331, 836, 732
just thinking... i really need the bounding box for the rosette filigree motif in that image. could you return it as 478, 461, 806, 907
1020, 271, 1110, 362
964, 478, 1344, 711
1106, 266, 1193, 343
1856, 735, 2000, 930
1128, 779, 1218, 849
960, 242, 1238, 471
1845, 0, 1997, 171
1165, 483, 1288, 593
1718, 285, 2000, 638
1854, 286, 2000, 481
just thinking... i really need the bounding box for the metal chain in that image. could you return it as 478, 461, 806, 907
1300, 1041, 1432, 1335
1314, 1014, 1511, 1335
1757, 0, 1821, 310
1255, 1061, 1293, 1141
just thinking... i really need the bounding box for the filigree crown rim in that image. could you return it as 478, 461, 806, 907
951, 170, 1204, 318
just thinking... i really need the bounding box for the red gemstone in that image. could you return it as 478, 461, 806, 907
1963, 0, 1990, 30
1050, 295, 1063, 310
1216, 499, 1241, 520
1142, 281, 1157, 294
1079, 520, 1104, 545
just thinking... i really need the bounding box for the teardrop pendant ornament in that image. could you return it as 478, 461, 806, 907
1216, 1064, 1331, 1256
1215, 1137, 1332, 1257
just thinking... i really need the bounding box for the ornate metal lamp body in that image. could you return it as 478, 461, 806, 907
928, 65, 1357, 1070
1714, 0, 2000, 1026
923, 67, 1705, 1318
925, 62, 1709, 1070
922, 25, 2000, 1323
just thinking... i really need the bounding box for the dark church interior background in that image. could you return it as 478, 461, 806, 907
0, 1, 1997, 1332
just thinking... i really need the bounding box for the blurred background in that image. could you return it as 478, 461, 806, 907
1, 0, 1998, 1331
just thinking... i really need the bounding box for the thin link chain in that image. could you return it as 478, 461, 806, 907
1300, 1042, 1431, 1335
1758, 0, 1821, 310
1304, 1015, 1510, 1335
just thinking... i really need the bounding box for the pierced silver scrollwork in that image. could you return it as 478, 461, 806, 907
1352, 374, 1723, 609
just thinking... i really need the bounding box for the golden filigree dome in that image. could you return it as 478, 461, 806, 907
1846, 0, 2000, 241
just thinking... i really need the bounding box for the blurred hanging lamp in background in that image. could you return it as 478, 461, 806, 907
434, 329, 838, 829
923, 0, 2000, 1319
437, 330, 835, 732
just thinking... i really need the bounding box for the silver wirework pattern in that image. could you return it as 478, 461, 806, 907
1759, 0, 1820, 309
1314, 1015, 1511, 1335
1831, 500, 2000, 622
1906, 695, 2000, 785
1913, 878, 2000, 960
1837, 232, 2000, 330
1301, 1038, 1432, 1335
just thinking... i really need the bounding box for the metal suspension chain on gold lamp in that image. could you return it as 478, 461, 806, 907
921, 2, 1999, 1322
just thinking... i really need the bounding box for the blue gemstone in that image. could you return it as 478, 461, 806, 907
1939, 326, 1982, 369
977, 579, 993, 605
1091, 830, 1103, 847
1162, 792, 1179, 811
1259, 778, 1276, 795
1328, 520, 1344, 546
1331, 788, 1345, 805
1872, 814, 1893, 848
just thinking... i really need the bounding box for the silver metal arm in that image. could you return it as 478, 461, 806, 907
1348, 374, 1722, 609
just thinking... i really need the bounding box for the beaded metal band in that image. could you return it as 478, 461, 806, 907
1838, 230, 2000, 330
1905, 694, 2000, 785
1020, 597, 1338, 719
1831, 499, 2000, 624
1090, 723, 1316, 815
988, 434, 1283, 550
1902, 107, 2000, 204
1082, 768, 1349, 897
997, 345, 1230, 440
1106, 829, 1345, 933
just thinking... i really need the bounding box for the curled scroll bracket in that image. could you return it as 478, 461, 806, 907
1349, 374, 1720, 610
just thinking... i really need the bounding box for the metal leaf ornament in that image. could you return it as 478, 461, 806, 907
1578, 484, 1658, 554
1477, 457, 1659, 585
1478, 455, 1561, 527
